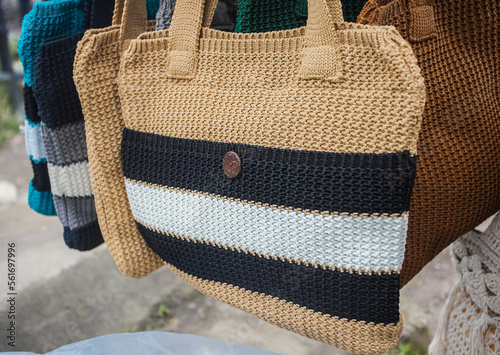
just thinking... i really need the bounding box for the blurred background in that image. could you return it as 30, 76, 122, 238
0, 1, 487, 354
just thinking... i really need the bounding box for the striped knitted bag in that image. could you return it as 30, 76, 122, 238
117, 0, 425, 353
235, 0, 367, 33
73, 0, 163, 277
31, 0, 116, 251
18, 0, 87, 216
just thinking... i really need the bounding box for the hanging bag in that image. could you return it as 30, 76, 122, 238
18, 0, 87, 216
31, 0, 115, 251
358, 0, 500, 287
118, 0, 426, 353
73, 0, 163, 275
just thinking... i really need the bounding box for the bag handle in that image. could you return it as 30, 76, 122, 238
119, 0, 344, 81
358, 0, 436, 42
112, 0, 125, 26
167, 0, 344, 80
115, 0, 218, 54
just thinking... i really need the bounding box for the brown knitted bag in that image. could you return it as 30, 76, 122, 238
73, 1, 165, 277
358, 0, 500, 287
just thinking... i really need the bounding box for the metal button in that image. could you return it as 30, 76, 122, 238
223, 151, 241, 179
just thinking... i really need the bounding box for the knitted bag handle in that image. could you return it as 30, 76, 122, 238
358, 0, 437, 42
121, 0, 345, 81
116, 0, 217, 54
112, 0, 125, 26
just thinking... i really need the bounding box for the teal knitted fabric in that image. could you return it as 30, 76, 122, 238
18, 0, 86, 216
235, 0, 367, 33
235, 0, 307, 32
18, 0, 86, 87
342, 0, 369, 23
146, 0, 160, 20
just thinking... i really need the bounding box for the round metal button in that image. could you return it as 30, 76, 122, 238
222, 151, 241, 179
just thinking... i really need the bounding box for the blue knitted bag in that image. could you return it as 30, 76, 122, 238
30, 0, 116, 250
18, 0, 86, 216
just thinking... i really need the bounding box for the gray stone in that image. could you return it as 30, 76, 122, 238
0, 179, 17, 211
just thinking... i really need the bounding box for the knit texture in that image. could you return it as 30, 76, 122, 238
234, 0, 366, 33
146, 0, 160, 20
429, 214, 500, 355
156, 0, 238, 31
73, 21, 163, 277
18, 0, 86, 215
358, 0, 500, 286
34, 35, 104, 251
156, 0, 176, 30
31, 0, 114, 251
117, 0, 426, 352
211, 0, 238, 31
235, 0, 307, 32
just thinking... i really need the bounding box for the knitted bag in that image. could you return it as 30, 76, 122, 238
118, 0, 425, 353
18, 0, 87, 216
429, 214, 500, 355
358, 0, 500, 287
31, 0, 115, 251
73, 0, 163, 276
235, 0, 367, 33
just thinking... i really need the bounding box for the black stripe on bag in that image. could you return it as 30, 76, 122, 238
23, 86, 40, 124
34, 33, 84, 130
63, 221, 104, 251
31, 160, 51, 191
137, 222, 401, 325
122, 128, 416, 215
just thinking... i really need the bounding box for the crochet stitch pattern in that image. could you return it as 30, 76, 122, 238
235, 0, 367, 33
18, 0, 86, 215
156, 0, 238, 31
358, 0, 500, 286
73, 9, 162, 275
430, 214, 500, 354
31, 0, 115, 251
117, 0, 426, 352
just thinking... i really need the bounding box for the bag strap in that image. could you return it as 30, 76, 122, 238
358, 0, 436, 42
165, 0, 344, 80
162, 0, 220, 78
112, 0, 125, 26
119, 0, 344, 81
117, 0, 218, 53
407, 0, 436, 42
116, 0, 218, 54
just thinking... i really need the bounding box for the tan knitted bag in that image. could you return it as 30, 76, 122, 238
117, 0, 425, 353
73, 1, 165, 277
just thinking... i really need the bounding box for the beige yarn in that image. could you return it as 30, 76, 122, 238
429, 213, 500, 355
73, 0, 218, 277
73, 14, 164, 277
119, 2, 425, 156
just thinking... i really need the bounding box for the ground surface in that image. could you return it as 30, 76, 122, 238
0, 135, 468, 354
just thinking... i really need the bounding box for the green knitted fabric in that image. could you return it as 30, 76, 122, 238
342, 0, 369, 23
235, 0, 367, 33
